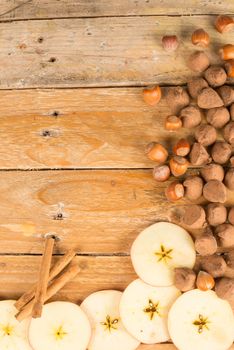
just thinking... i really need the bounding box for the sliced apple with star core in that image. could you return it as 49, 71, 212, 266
28, 301, 91, 350
131, 222, 196, 286
168, 289, 234, 350
120, 278, 181, 344
0, 300, 32, 350
80, 290, 140, 350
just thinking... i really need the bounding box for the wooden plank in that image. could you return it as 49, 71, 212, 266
0, 169, 174, 254
0, 256, 137, 301
0, 254, 233, 350
0, 169, 233, 254
0, 16, 232, 89
0, 88, 191, 169
0, 0, 233, 20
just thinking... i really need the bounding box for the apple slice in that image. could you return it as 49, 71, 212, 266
131, 222, 196, 286
168, 289, 234, 350
28, 301, 91, 350
80, 290, 140, 350
0, 300, 32, 350
120, 278, 181, 344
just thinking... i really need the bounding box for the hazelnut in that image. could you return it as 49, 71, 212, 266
195, 228, 217, 256
194, 124, 217, 146
215, 223, 234, 249
206, 203, 227, 226
180, 105, 202, 128
223, 121, 234, 144
182, 204, 206, 229
183, 176, 203, 201
201, 163, 224, 182
189, 143, 210, 166
228, 207, 234, 225
165, 115, 182, 131
211, 141, 232, 164
174, 267, 196, 292
166, 87, 190, 114
173, 139, 190, 156
146, 142, 168, 163
169, 156, 189, 177
203, 180, 227, 203
187, 51, 210, 72
204, 66, 227, 87
206, 107, 230, 128
215, 15, 234, 33
218, 85, 234, 106
191, 29, 210, 47
162, 35, 179, 52
143, 86, 161, 106
219, 44, 234, 60
197, 87, 224, 109
224, 168, 234, 190
165, 181, 184, 202
199, 254, 227, 278
187, 78, 208, 99
196, 271, 215, 291
225, 59, 234, 78
153, 165, 170, 182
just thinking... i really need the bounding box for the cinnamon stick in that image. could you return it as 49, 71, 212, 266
16, 264, 80, 321
31, 236, 55, 318
15, 249, 76, 311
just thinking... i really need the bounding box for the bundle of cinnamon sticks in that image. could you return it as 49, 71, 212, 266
15, 236, 79, 321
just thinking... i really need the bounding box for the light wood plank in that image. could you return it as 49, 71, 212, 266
0, 16, 232, 89
0, 255, 233, 350
0, 88, 191, 169
0, 256, 137, 301
0, 169, 233, 254
0, 0, 233, 20
0, 169, 174, 254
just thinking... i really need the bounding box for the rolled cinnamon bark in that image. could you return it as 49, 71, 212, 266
15, 249, 76, 311
16, 264, 80, 321
32, 236, 55, 318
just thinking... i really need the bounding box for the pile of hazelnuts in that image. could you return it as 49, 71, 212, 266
144, 15, 234, 306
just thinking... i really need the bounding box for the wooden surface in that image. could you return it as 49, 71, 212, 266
0, 16, 233, 89
0, 2, 233, 349
0, 88, 191, 169
0, 0, 233, 20
0, 169, 185, 254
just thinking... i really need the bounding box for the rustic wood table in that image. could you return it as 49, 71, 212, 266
0, 1, 233, 349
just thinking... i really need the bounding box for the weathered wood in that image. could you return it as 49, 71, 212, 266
0, 169, 233, 254
0, 0, 233, 20
1, 254, 234, 350
0, 256, 137, 301
0, 88, 191, 169
0, 169, 175, 254
0, 16, 232, 89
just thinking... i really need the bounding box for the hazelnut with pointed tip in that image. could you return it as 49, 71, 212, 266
215, 15, 234, 33
146, 142, 168, 163
162, 35, 179, 52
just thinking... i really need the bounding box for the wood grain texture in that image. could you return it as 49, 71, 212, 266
0, 169, 174, 254
0, 0, 233, 20
0, 88, 191, 169
1, 254, 234, 350
0, 16, 232, 89
0, 168, 233, 254
0, 256, 137, 302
